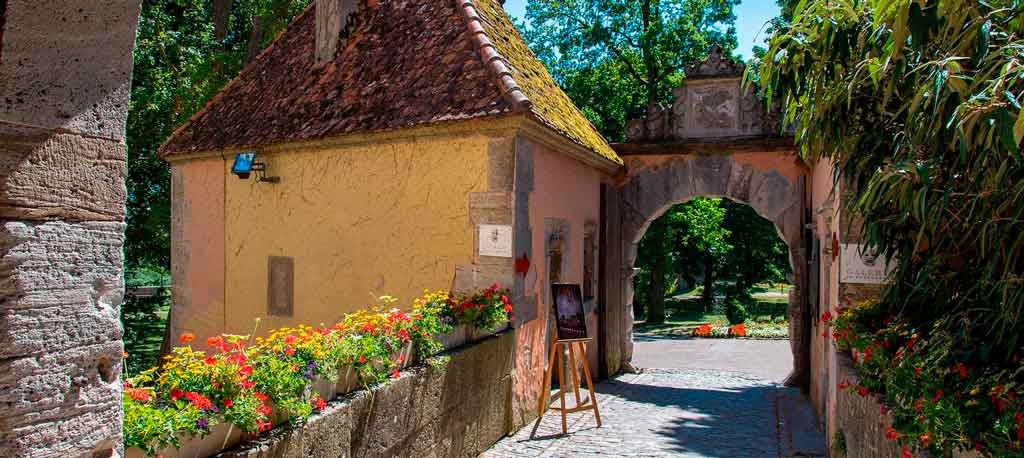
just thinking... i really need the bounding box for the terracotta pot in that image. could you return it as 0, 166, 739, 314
437, 324, 468, 350
125, 422, 243, 458
335, 365, 360, 395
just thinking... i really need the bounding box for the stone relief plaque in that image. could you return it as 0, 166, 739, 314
478, 224, 513, 258
685, 81, 739, 136
840, 244, 894, 284
267, 256, 294, 317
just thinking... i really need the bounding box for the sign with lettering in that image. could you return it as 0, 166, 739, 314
840, 244, 893, 284
478, 224, 513, 258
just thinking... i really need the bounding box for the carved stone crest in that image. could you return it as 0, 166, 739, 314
684, 44, 744, 79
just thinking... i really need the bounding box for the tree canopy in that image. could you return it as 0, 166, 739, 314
126, 0, 308, 278
521, 0, 739, 141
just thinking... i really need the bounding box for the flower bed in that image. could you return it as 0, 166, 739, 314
123, 286, 513, 457
691, 322, 788, 339
826, 301, 1024, 458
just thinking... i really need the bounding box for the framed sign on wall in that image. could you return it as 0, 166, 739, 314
840, 244, 893, 284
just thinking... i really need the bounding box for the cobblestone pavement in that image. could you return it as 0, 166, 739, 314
482, 341, 825, 458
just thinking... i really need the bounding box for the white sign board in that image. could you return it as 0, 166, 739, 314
840, 243, 893, 284
478, 224, 513, 258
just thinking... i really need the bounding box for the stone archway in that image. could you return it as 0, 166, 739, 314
597, 46, 812, 387
612, 153, 809, 386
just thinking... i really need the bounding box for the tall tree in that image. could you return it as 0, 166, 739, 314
523, 0, 740, 141
126, 0, 308, 279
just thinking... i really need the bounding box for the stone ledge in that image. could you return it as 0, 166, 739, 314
219, 332, 515, 458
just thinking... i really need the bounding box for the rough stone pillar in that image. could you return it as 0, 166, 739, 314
0, 1, 140, 456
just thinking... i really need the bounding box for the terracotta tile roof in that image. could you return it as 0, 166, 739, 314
160, 0, 621, 166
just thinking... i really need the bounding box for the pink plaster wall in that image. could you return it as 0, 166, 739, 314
808, 158, 841, 435
513, 139, 603, 424
170, 158, 227, 343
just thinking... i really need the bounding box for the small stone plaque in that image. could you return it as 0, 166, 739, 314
478, 224, 513, 258
840, 244, 893, 284
267, 256, 294, 317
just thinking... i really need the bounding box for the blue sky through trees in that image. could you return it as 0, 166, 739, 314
501, 0, 780, 60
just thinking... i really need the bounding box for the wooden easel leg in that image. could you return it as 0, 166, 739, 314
577, 341, 602, 427
567, 341, 583, 405
556, 343, 567, 434
537, 339, 558, 416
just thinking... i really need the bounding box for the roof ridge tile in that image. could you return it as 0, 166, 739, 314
454, 0, 532, 112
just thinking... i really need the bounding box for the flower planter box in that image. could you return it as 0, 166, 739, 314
468, 321, 509, 342
394, 340, 414, 369
126, 422, 242, 458
335, 365, 360, 395
438, 324, 469, 350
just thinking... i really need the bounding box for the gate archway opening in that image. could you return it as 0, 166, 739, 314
628, 194, 798, 382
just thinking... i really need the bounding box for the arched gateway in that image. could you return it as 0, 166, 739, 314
598, 46, 813, 387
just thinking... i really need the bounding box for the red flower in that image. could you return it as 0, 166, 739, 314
398, 328, 411, 342
885, 426, 899, 441
358, 355, 367, 364
902, 446, 912, 458
837, 379, 851, 390
207, 336, 224, 348
919, 434, 930, 446
284, 335, 297, 345
820, 311, 832, 323
313, 397, 326, 410
914, 366, 922, 376
241, 380, 255, 389
204, 356, 218, 366
361, 323, 376, 334
184, 391, 214, 411
932, 390, 943, 402
880, 405, 888, 415
505, 303, 513, 313
857, 386, 869, 397
179, 333, 195, 345
956, 363, 968, 380
228, 353, 247, 365
914, 399, 924, 413
254, 392, 268, 402
392, 369, 401, 379
1017, 428, 1024, 441
285, 346, 295, 356
223, 399, 233, 408
170, 389, 183, 401
238, 365, 253, 377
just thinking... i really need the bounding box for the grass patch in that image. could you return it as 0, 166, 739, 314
122, 298, 170, 375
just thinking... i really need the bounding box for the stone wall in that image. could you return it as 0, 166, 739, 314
221, 332, 515, 458
0, 1, 139, 456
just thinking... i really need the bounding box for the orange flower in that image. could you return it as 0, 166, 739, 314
179, 333, 194, 345
885, 425, 899, 441
126, 387, 151, 403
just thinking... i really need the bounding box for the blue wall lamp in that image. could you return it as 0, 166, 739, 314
231, 152, 280, 183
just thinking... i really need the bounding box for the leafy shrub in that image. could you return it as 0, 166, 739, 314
724, 295, 749, 325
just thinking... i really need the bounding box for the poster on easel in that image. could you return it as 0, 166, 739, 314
552, 283, 587, 340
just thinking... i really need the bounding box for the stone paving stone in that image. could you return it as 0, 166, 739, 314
482, 368, 825, 458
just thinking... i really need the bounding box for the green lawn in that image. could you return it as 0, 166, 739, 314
122, 299, 170, 375
634, 285, 791, 338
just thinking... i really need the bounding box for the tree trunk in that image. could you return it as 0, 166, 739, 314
213, 0, 231, 41
702, 258, 715, 313
647, 254, 667, 324
247, 15, 263, 62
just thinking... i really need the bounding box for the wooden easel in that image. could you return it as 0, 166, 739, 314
537, 337, 602, 434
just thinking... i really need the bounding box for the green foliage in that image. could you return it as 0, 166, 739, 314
521, 0, 739, 140
724, 295, 749, 325
126, 0, 309, 273
759, 0, 1024, 454
634, 197, 792, 317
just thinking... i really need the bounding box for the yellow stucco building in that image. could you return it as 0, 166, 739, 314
161, 0, 621, 424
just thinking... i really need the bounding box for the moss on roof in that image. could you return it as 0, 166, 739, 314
469, 0, 622, 165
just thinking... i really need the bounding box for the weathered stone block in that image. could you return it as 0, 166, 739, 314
0, 127, 126, 221
0, 0, 140, 139
468, 192, 512, 226
487, 137, 515, 192
0, 220, 124, 457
